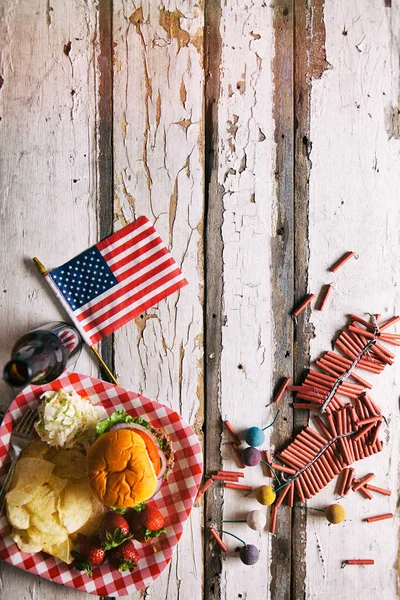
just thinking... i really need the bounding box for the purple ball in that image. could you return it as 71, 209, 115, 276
241, 446, 261, 466
240, 544, 260, 565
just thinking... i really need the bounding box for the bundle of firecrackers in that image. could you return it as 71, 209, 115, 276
200, 304, 399, 567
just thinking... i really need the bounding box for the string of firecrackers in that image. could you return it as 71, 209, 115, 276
203, 252, 399, 564
288, 311, 400, 414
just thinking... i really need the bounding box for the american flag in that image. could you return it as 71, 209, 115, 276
47, 216, 188, 345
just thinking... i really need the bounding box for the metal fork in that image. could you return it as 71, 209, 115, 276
0, 408, 38, 514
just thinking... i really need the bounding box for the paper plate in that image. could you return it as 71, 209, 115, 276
0, 372, 203, 596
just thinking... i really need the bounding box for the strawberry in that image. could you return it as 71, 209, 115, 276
126, 504, 166, 542
99, 511, 132, 550
109, 539, 139, 573
71, 535, 106, 577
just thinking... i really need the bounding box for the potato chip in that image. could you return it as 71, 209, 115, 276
20, 440, 49, 459
58, 481, 93, 533
43, 537, 73, 564
5, 484, 37, 507
27, 525, 69, 547
48, 474, 68, 494
73, 495, 104, 538
44, 447, 86, 480
6, 504, 30, 530
10, 457, 54, 490
26, 483, 57, 516
6, 440, 98, 565
30, 510, 67, 536
12, 531, 42, 554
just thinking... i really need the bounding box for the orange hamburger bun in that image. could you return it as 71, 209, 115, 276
85, 429, 158, 508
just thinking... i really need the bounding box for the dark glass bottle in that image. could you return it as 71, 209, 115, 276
3, 322, 82, 387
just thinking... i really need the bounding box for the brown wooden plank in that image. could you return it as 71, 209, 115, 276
292, 1, 330, 598
96, 2, 114, 599
204, 0, 224, 598
96, 0, 115, 389
270, 2, 295, 599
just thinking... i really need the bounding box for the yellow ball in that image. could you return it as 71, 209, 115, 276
324, 504, 345, 524
256, 485, 276, 506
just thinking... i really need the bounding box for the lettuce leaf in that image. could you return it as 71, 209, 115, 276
95, 410, 151, 437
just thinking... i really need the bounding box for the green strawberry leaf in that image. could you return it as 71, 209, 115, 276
71, 550, 93, 578
133, 502, 146, 512
108, 506, 127, 514
101, 528, 133, 550
118, 558, 137, 573
143, 527, 167, 542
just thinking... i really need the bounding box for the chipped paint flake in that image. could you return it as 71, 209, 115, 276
159, 8, 190, 53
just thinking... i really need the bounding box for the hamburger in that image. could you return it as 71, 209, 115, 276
85, 410, 174, 509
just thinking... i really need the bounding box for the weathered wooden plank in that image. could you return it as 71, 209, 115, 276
213, 2, 277, 598
270, 2, 295, 599
0, 0, 99, 598
97, 0, 116, 387
203, 0, 224, 597
305, 1, 400, 598
291, 0, 331, 597
112, 2, 204, 599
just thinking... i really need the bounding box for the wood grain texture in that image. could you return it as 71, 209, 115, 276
292, 0, 331, 597
216, 2, 276, 598
203, 0, 224, 598
97, 0, 116, 387
112, 2, 204, 599
305, 1, 400, 599
0, 0, 99, 598
270, 2, 295, 599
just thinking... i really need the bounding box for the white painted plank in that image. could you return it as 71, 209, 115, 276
217, 2, 276, 598
0, 0, 99, 598
112, 2, 204, 598
307, 1, 400, 598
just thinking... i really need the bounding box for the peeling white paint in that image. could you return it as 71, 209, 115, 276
307, 2, 400, 598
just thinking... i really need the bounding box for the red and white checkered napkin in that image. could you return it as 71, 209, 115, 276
0, 373, 203, 597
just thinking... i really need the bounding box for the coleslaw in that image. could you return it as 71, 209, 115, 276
35, 389, 107, 448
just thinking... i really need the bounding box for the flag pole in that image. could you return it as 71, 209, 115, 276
32, 257, 119, 386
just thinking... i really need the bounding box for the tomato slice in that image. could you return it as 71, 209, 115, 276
134, 430, 161, 475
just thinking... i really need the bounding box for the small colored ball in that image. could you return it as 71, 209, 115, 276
324, 504, 345, 524
244, 426, 265, 447
246, 510, 266, 531
256, 485, 276, 506
241, 447, 262, 467
240, 544, 260, 565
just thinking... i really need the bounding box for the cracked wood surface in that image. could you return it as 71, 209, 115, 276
1, 1, 400, 599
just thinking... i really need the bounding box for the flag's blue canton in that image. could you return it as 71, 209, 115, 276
50, 246, 118, 311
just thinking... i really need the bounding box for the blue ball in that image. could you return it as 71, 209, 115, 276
245, 426, 265, 447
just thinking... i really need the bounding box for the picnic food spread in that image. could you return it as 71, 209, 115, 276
3, 389, 174, 576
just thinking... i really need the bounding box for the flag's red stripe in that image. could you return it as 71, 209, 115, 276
116, 247, 170, 282
108, 238, 166, 274
101, 228, 159, 263
77, 257, 176, 322
89, 278, 188, 345
82, 266, 183, 333
96, 215, 150, 252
